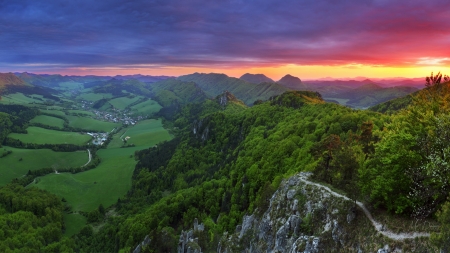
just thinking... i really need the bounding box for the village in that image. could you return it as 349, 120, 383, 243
78, 99, 145, 125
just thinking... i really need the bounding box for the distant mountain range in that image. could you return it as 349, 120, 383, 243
2, 71, 426, 109
178, 73, 290, 105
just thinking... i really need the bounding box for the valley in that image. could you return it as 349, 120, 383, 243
0, 71, 448, 252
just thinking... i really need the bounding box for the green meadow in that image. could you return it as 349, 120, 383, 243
63, 213, 87, 237
8, 127, 91, 145
67, 109, 95, 116
66, 115, 119, 132
32, 118, 172, 213
0, 147, 88, 185
108, 96, 142, 110
0, 93, 44, 104
78, 92, 112, 101
121, 119, 172, 147
30, 115, 65, 129
129, 99, 162, 114
33, 147, 142, 212
39, 109, 66, 117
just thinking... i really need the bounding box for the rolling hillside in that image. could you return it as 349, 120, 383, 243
177, 73, 289, 105
0, 73, 29, 90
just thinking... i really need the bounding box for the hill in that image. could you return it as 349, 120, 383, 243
0, 73, 29, 90
16, 73, 102, 89
177, 73, 289, 105
239, 73, 274, 84
114, 74, 172, 83
92, 78, 151, 97
147, 78, 207, 107
277, 74, 307, 90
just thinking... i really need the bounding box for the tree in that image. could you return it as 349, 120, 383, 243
431, 200, 450, 252
312, 134, 342, 184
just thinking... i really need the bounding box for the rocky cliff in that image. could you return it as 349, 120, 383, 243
216, 172, 435, 252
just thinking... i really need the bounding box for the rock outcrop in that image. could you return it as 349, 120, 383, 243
216, 172, 434, 252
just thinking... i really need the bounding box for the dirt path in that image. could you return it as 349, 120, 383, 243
298, 173, 431, 240
82, 149, 92, 167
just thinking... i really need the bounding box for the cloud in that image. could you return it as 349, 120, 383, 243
1, 0, 450, 72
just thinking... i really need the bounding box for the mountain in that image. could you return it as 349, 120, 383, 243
147, 78, 207, 107
92, 78, 151, 97
277, 74, 306, 90
239, 73, 274, 84
177, 73, 289, 105
114, 74, 173, 83
369, 81, 450, 113
343, 85, 417, 108
0, 73, 29, 89
16, 72, 108, 88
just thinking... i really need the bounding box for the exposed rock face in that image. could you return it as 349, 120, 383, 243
192, 118, 209, 142
215, 91, 243, 108
178, 219, 205, 253
133, 235, 151, 253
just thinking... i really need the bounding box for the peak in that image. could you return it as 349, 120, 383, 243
279, 74, 301, 82
278, 74, 303, 88
240, 73, 274, 84
0, 73, 28, 87
216, 91, 244, 107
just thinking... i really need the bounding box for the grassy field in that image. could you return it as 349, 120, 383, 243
32, 118, 172, 213
40, 109, 66, 116
66, 115, 119, 132
0, 93, 45, 104
78, 92, 112, 102
63, 213, 87, 237
8, 127, 91, 145
32, 147, 142, 211
129, 99, 162, 114
121, 119, 173, 147
67, 110, 94, 116
108, 96, 142, 110
30, 115, 65, 129
0, 147, 88, 185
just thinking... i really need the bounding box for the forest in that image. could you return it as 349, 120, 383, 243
1, 73, 450, 252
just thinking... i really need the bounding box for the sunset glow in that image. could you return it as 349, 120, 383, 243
1, 0, 450, 79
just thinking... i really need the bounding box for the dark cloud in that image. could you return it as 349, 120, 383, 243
1, 0, 450, 71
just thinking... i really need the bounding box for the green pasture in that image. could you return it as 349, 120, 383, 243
108, 96, 142, 110
121, 119, 172, 147
0, 147, 88, 185
30, 115, 65, 129
99, 102, 111, 111
68, 110, 95, 116
40, 109, 66, 116
32, 118, 172, 213
8, 127, 91, 145
78, 93, 112, 102
129, 99, 162, 114
63, 213, 87, 237
0, 93, 44, 105
32, 147, 141, 212
66, 115, 119, 132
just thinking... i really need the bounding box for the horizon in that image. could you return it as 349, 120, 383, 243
5, 70, 429, 82
1, 1, 450, 79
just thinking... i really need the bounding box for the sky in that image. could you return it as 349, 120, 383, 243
1, 0, 450, 80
